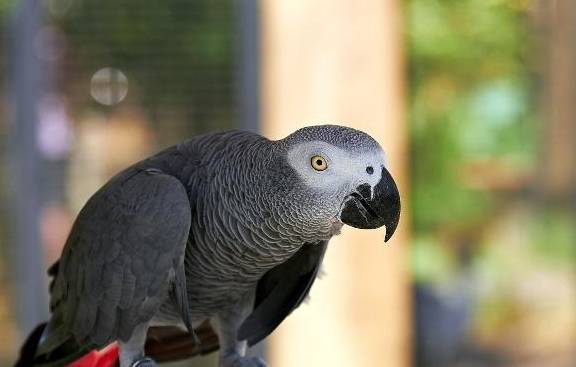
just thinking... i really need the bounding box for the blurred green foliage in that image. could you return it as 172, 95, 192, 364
408, 4, 576, 356
408, 0, 537, 235
52, 0, 237, 136
531, 207, 576, 264
408, 0, 542, 284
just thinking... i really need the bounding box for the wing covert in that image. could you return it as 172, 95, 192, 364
40, 168, 193, 354
238, 241, 328, 346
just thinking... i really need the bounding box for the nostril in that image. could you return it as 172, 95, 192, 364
366, 166, 374, 174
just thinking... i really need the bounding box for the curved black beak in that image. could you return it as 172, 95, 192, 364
339, 166, 401, 242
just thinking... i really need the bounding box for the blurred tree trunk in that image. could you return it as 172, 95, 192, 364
9, 0, 50, 338
260, 1, 410, 367
537, 0, 576, 202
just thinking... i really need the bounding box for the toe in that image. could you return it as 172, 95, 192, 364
222, 356, 267, 367
251, 357, 267, 367
131, 357, 157, 367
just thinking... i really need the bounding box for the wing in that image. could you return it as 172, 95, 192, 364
238, 241, 329, 346
38, 168, 193, 357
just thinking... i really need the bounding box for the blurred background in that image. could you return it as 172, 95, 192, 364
0, 0, 575, 366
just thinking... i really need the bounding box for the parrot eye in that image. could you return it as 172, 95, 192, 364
311, 155, 328, 171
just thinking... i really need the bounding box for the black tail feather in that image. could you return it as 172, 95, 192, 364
14, 323, 47, 367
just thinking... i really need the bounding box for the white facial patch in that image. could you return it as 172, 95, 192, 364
286, 142, 386, 194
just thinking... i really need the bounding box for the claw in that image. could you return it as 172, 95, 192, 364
131, 357, 157, 367
191, 328, 201, 345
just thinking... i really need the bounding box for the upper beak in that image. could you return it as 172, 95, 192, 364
339, 166, 401, 242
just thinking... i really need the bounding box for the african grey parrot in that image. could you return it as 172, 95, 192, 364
16, 125, 400, 367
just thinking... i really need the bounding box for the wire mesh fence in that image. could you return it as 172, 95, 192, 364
1, 1, 254, 365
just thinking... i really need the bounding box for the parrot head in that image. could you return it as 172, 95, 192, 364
277, 125, 401, 242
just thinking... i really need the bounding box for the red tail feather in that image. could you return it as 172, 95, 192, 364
68, 343, 119, 367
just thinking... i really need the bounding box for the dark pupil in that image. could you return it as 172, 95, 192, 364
316, 159, 323, 166
366, 166, 374, 174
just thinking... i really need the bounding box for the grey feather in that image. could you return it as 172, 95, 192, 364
21, 125, 399, 367
238, 241, 328, 346
36, 169, 192, 357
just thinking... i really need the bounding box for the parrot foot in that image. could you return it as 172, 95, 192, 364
131, 357, 157, 367
220, 355, 267, 367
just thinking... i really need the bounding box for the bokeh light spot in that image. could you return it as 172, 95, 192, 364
90, 68, 129, 106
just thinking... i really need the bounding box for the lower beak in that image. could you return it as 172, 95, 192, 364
339, 166, 401, 242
